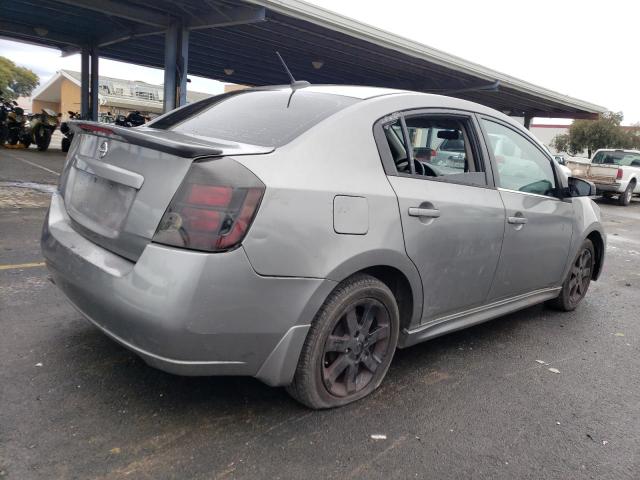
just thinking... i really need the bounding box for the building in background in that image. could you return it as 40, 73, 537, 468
31, 70, 212, 121
531, 123, 640, 158
529, 124, 580, 155
223, 84, 248, 93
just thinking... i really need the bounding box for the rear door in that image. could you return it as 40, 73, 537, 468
479, 117, 574, 300
375, 110, 505, 322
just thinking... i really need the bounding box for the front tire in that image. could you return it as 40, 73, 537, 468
36, 128, 52, 151
61, 136, 71, 153
618, 181, 635, 206
7, 130, 18, 145
547, 239, 595, 311
286, 274, 399, 409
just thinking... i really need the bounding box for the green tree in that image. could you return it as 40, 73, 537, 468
0, 57, 39, 100
552, 112, 637, 157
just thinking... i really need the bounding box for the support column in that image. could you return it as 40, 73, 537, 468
163, 22, 189, 113
163, 24, 178, 113
90, 48, 99, 121
177, 26, 189, 107
524, 114, 533, 130
80, 49, 90, 119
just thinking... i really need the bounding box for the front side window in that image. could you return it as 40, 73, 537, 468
482, 119, 557, 196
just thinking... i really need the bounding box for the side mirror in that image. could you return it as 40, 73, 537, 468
564, 177, 596, 198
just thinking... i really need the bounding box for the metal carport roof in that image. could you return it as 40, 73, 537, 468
0, 0, 606, 119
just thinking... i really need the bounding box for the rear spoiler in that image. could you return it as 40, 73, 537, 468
69, 121, 273, 158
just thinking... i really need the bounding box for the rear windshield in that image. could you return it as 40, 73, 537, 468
592, 150, 640, 166
150, 89, 359, 147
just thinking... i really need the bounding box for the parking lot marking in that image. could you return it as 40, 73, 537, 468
2, 151, 60, 176
0, 261, 46, 271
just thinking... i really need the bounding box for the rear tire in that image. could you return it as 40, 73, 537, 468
547, 239, 595, 312
286, 274, 399, 409
618, 181, 635, 206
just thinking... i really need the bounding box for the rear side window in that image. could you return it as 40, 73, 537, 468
592, 150, 640, 166
151, 90, 359, 147
379, 114, 487, 186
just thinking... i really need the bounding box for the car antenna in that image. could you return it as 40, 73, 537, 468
276, 51, 310, 107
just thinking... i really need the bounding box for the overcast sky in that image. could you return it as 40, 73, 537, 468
1, 0, 637, 124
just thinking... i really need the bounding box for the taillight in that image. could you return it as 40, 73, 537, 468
77, 123, 115, 136
430, 148, 437, 158
153, 158, 265, 252
616, 168, 623, 180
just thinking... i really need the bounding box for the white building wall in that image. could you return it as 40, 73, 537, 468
530, 124, 589, 157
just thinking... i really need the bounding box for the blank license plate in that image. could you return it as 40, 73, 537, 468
66, 168, 136, 238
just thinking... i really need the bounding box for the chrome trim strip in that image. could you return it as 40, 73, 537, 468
75, 155, 144, 189
497, 187, 560, 201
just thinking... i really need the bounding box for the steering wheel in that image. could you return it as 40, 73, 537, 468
417, 161, 438, 177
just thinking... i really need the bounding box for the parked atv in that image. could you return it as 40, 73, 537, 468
29, 108, 60, 151
114, 111, 146, 128
60, 110, 80, 153
0, 98, 15, 145
6, 106, 31, 147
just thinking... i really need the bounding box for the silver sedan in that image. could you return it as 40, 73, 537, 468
42, 85, 605, 408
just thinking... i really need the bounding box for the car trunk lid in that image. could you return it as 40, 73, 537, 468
61, 122, 273, 261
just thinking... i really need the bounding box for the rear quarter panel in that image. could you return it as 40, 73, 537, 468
235, 102, 409, 279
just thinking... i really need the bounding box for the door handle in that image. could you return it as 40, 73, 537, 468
408, 207, 441, 218
507, 216, 528, 225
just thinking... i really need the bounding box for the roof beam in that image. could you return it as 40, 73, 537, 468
51, 1, 265, 31
53, 0, 172, 27
188, 5, 266, 30
0, 20, 82, 47
96, 25, 163, 48
60, 4, 266, 55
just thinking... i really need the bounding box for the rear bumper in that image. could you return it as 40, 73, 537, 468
594, 181, 623, 193
41, 193, 335, 385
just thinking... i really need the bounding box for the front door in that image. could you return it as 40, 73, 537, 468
479, 118, 574, 300
379, 112, 505, 322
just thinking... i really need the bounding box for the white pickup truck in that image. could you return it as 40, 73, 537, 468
566, 149, 640, 206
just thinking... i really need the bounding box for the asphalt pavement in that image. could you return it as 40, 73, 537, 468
1, 147, 639, 480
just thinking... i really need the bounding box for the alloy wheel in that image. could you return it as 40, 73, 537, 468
321, 299, 391, 397
568, 247, 593, 304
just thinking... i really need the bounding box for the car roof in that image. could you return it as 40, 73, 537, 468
265, 84, 409, 99
594, 149, 640, 154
